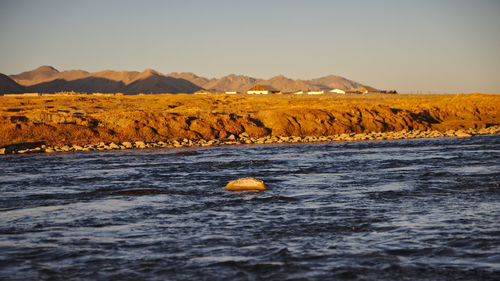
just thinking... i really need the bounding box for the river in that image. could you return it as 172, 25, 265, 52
1, 135, 499, 280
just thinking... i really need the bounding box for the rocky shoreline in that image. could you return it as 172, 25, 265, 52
1, 126, 499, 155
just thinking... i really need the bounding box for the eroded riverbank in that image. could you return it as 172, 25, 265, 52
1, 93, 499, 154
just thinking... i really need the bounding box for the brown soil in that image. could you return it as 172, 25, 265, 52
0, 93, 498, 147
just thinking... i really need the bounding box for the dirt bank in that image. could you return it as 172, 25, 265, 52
0, 93, 498, 148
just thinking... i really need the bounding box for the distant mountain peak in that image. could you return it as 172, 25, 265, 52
167, 72, 201, 80
35, 65, 59, 72
170, 71, 197, 76
9, 65, 61, 84
141, 68, 161, 76
225, 74, 247, 78
269, 74, 292, 81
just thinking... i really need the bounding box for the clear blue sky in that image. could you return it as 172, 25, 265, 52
1, 0, 499, 93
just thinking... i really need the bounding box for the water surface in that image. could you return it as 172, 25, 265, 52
1, 136, 499, 280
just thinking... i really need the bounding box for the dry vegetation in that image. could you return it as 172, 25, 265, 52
0, 93, 498, 147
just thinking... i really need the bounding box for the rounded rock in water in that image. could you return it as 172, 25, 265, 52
225, 177, 267, 191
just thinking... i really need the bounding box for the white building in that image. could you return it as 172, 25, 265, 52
330, 89, 346, 94
3, 93, 41, 97
247, 85, 279, 94
307, 90, 325, 95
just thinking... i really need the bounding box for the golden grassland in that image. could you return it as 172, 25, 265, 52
0, 93, 499, 147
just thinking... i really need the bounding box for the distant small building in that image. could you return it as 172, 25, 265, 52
247, 85, 279, 94
330, 89, 346, 94
225, 91, 238, 94
3, 93, 41, 97
194, 89, 215, 95
307, 90, 325, 95
294, 90, 304, 95
91, 93, 115, 96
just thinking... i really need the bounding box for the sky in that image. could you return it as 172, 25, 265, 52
1, 0, 499, 93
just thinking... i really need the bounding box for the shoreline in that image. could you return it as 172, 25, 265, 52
2, 126, 498, 155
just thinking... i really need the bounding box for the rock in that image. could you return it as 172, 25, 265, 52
227, 134, 236, 140
122, 141, 133, 148
488, 126, 499, 134
429, 131, 444, 138
135, 141, 146, 148
445, 130, 456, 137
0, 148, 5, 155
109, 142, 120, 149
455, 131, 472, 138
225, 177, 267, 191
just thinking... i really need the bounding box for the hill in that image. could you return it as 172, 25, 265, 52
0, 73, 26, 94
91, 70, 141, 84
166, 72, 210, 88
26, 77, 126, 94
12, 68, 201, 94
10, 66, 91, 86
125, 72, 203, 94
10, 65, 59, 83
201, 74, 258, 92
9, 66, 375, 94
262, 75, 317, 92
309, 75, 363, 89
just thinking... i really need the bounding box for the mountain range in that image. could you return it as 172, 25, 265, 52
1, 66, 371, 94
